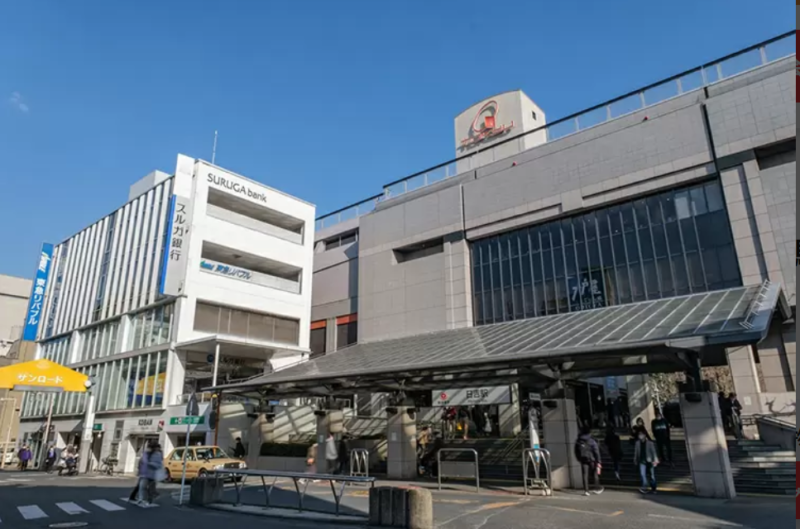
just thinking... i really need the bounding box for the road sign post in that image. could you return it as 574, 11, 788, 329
178, 394, 200, 506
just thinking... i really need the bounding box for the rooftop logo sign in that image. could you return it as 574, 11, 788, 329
459, 100, 515, 151
207, 173, 267, 203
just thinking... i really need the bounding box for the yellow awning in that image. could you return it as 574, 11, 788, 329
0, 359, 88, 392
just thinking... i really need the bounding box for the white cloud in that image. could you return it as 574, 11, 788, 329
8, 92, 29, 113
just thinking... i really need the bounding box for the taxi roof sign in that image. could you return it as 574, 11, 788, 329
0, 359, 88, 392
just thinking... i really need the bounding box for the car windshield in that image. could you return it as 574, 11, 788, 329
195, 447, 227, 460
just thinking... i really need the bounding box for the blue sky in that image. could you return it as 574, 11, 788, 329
0, 0, 793, 278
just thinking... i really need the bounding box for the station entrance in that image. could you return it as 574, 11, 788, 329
212, 283, 789, 498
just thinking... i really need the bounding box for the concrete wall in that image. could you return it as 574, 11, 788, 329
351, 54, 795, 344
0, 274, 31, 356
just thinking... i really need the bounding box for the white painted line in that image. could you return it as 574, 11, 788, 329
647, 514, 742, 527
120, 498, 160, 508
56, 502, 90, 515
18, 505, 48, 520
88, 500, 125, 512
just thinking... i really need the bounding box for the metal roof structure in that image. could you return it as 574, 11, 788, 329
213, 282, 789, 397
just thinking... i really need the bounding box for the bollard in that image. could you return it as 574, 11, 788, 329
407, 488, 433, 529
189, 477, 223, 506
379, 487, 394, 526
368, 486, 434, 528
368, 486, 383, 526
391, 488, 408, 527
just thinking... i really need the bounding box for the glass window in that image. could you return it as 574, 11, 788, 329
274, 317, 300, 345
337, 321, 357, 348
310, 327, 326, 358
194, 302, 220, 333
705, 182, 724, 212
469, 179, 739, 325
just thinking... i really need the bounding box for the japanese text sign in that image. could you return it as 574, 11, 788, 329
23, 243, 54, 341
0, 359, 88, 392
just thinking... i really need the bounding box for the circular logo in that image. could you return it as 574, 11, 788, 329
440, 393, 448, 401
471, 100, 499, 134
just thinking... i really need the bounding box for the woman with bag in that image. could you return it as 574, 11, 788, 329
145, 443, 165, 505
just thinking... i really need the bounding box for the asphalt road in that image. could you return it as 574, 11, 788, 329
0, 470, 793, 529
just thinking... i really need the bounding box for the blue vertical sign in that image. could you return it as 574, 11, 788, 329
23, 243, 54, 341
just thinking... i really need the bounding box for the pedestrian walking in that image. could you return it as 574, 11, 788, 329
604, 425, 623, 481
145, 443, 164, 505
718, 391, 732, 433
299, 442, 320, 484
633, 430, 659, 494
574, 426, 604, 496
416, 426, 431, 461
44, 445, 57, 473
18, 445, 31, 471
651, 410, 672, 466
337, 434, 350, 474
129, 445, 151, 503
630, 417, 652, 444
324, 433, 338, 474
233, 437, 246, 459
729, 393, 743, 439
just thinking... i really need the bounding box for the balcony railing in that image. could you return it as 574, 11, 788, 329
313, 31, 795, 231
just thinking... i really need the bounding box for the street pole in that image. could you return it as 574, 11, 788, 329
78, 391, 96, 474
0, 398, 15, 470
39, 393, 55, 470
178, 419, 191, 505
178, 393, 198, 506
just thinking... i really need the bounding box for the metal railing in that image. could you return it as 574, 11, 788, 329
315, 194, 382, 233
349, 448, 369, 480
522, 448, 552, 496
214, 468, 375, 516
437, 448, 480, 492
312, 31, 795, 229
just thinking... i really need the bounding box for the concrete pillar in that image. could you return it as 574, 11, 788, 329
386, 406, 417, 480
625, 375, 655, 427
498, 383, 521, 437
315, 410, 344, 473
756, 325, 794, 394
541, 392, 580, 490
726, 346, 763, 418
679, 391, 735, 499
245, 413, 273, 469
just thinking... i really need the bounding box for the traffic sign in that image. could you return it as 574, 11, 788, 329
186, 393, 199, 417
0, 359, 88, 392
170, 416, 204, 426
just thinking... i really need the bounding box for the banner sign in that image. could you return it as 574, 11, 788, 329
432, 386, 512, 407
23, 243, 54, 341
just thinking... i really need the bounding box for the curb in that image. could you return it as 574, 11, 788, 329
203, 502, 367, 526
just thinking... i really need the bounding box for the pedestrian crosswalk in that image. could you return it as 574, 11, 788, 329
0, 498, 158, 523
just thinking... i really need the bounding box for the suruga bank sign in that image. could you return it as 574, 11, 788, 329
454, 90, 549, 173
207, 173, 268, 203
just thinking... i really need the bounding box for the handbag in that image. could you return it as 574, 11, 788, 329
155, 468, 167, 482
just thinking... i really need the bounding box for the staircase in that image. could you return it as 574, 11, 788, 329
597, 434, 694, 492
728, 439, 796, 496
375, 432, 795, 496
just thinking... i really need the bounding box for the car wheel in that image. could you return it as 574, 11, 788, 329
198, 468, 208, 478
164, 468, 172, 483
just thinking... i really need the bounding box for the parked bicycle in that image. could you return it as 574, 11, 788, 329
100, 456, 118, 476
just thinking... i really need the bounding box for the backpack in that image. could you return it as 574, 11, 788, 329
575, 438, 594, 463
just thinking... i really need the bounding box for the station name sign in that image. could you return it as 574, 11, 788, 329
207, 173, 267, 203
432, 386, 512, 407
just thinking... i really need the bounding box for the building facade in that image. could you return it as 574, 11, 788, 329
311, 35, 796, 425
0, 274, 33, 462
19, 155, 315, 472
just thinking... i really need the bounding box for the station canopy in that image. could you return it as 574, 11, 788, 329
213, 282, 790, 398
